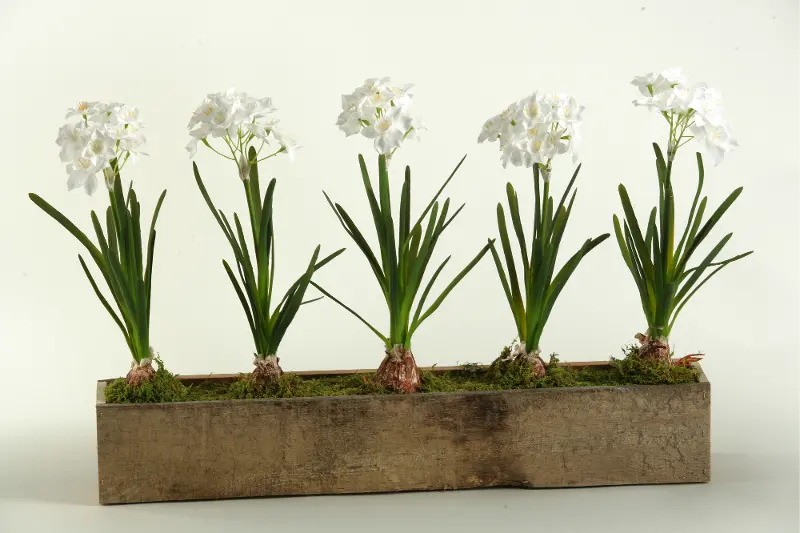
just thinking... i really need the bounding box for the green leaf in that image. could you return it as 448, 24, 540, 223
539, 233, 610, 334
246, 146, 262, 241
674, 152, 705, 269
193, 162, 232, 241
412, 154, 467, 230
409, 240, 493, 338
496, 203, 524, 318
106, 207, 118, 259
223, 259, 257, 343
505, 182, 530, 279
669, 251, 751, 331
683, 187, 743, 266
257, 178, 276, 302
675, 233, 733, 303
399, 167, 411, 250
489, 241, 524, 340
614, 215, 650, 318
644, 207, 658, 249
29, 193, 104, 266
325, 194, 386, 296
411, 255, 451, 325
310, 281, 388, 344
618, 184, 655, 278
313, 247, 346, 271
357, 154, 387, 264
271, 246, 322, 350
551, 164, 581, 233
681, 250, 753, 279
439, 203, 465, 234
77, 254, 131, 352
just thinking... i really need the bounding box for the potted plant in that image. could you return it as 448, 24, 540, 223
477, 90, 609, 377
187, 88, 344, 388
89, 75, 719, 504
615, 69, 751, 360
31, 102, 178, 399
312, 77, 494, 392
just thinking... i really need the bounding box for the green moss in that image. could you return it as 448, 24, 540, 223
609, 345, 699, 385
421, 347, 698, 393
104, 345, 699, 404
227, 372, 393, 400
103, 360, 188, 403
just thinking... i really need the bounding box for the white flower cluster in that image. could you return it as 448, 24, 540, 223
478, 92, 583, 174
336, 77, 423, 155
55, 101, 146, 195
186, 88, 297, 179
632, 69, 737, 164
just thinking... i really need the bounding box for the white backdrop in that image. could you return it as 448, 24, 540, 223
0, 0, 797, 530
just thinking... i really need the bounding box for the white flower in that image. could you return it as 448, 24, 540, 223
65, 101, 103, 119
668, 84, 693, 113
66, 158, 100, 195
185, 138, 199, 157
337, 77, 420, 154
272, 128, 299, 161
632, 69, 737, 163
691, 123, 738, 165
83, 129, 115, 169
477, 115, 504, 143
361, 108, 412, 155
56, 101, 147, 195
479, 91, 583, 170
187, 88, 295, 169
56, 122, 88, 163
690, 87, 725, 127
116, 105, 140, 124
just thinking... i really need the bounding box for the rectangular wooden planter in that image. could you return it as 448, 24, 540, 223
96, 362, 710, 504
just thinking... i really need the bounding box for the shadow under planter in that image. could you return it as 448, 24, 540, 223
96, 363, 710, 504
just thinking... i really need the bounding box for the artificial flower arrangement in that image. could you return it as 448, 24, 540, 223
617, 70, 750, 361
30, 102, 171, 392
40, 69, 748, 504
187, 89, 344, 389
33, 69, 748, 404
477, 91, 609, 378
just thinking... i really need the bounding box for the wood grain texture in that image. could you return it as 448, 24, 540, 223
96, 365, 710, 504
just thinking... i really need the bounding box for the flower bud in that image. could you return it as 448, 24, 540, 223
237, 153, 251, 181
103, 167, 116, 190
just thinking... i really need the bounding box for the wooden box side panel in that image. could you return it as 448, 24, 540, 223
97, 381, 709, 504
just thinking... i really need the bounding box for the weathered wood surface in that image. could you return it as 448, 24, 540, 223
96, 365, 710, 504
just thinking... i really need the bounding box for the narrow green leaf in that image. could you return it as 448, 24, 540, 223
411, 255, 451, 325
29, 193, 104, 266
675, 233, 733, 302
411, 154, 467, 231
674, 152, 705, 269
222, 259, 257, 344
193, 162, 234, 241
489, 241, 524, 340
77, 254, 131, 351
496, 203, 524, 316
310, 281, 388, 344
669, 251, 751, 331
399, 167, 411, 249
506, 182, 530, 278
331, 200, 386, 296
409, 240, 493, 337
247, 146, 262, 241
683, 187, 743, 266
618, 184, 655, 277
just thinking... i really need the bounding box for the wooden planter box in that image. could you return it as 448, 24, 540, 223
96, 362, 710, 504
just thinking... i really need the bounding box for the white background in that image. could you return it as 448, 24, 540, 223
0, 0, 797, 531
